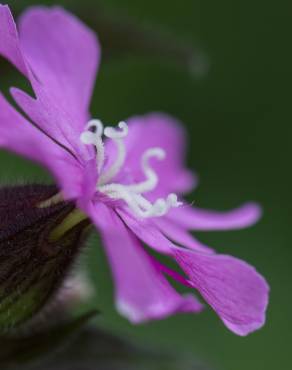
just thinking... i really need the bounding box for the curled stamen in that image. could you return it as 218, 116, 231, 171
104, 121, 128, 139
125, 148, 165, 194
81, 118, 182, 219
133, 193, 181, 217
132, 193, 153, 211
85, 119, 104, 135
133, 194, 166, 217
99, 184, 151, 217
81, 119, 105, 173
99, 184, 180, 218
166, 193, 182, 208
98, 122, 129, 185
151, 199, 168, 216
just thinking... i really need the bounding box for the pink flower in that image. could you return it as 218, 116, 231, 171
0, 5, 269, 335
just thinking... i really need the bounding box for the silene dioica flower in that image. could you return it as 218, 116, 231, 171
0, 4, 269, 335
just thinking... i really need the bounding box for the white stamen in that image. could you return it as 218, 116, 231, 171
86, 119, 104, 135
80, 119, 105, 172
167, 193, 183, 208
98, 122, 128, 185
80, 119, 182, 219
125, 148, 165, 194
98, 184, 162, 217
132, 194, 166, 217
104, 121, 128, 139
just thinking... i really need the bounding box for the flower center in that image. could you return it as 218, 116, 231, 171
80, 119, 182, 218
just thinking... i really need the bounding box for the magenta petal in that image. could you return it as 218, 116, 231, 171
0, 93, 87, 199
106, 113, 197, 197
0, 5, 96, 151
0, 92, 55, 162
11, 87, 88, 158
90, 203, 203, 323
18, 6, 100, 127
117, 209, 177, 255
174, 249, 269, 335
76, 158, 99, 210
118, 208, 213, 256
154, 217, 214, 254
167, 202, 262, 231
0, 5, 28, 76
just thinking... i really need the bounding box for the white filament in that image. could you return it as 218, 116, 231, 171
81, 119, 182, 218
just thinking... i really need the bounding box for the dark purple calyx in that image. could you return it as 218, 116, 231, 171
0, 184, 90, 331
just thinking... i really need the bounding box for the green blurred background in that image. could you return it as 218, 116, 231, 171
1, 1, 291, 369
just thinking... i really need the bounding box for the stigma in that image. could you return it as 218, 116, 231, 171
80, 119, 182, 218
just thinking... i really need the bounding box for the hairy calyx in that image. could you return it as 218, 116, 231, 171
81, 120, 182, 218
